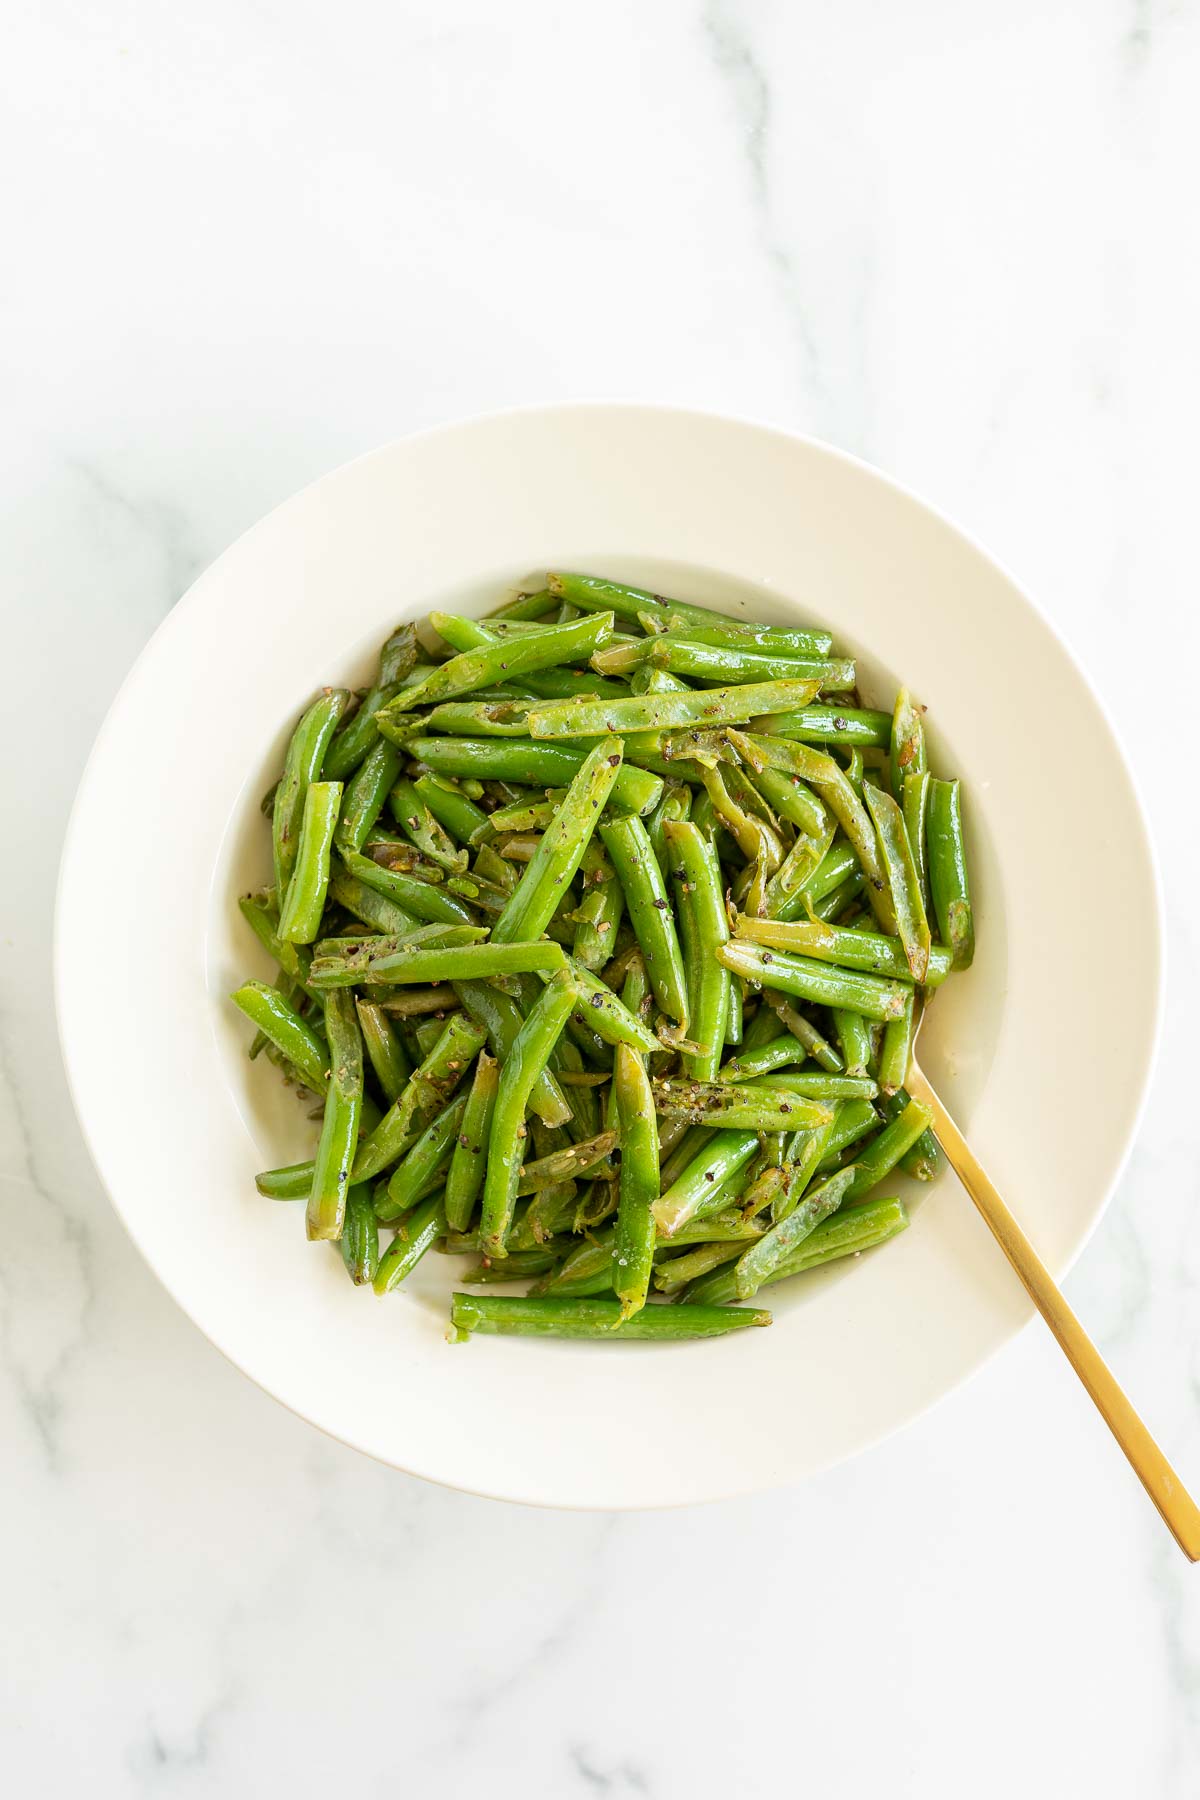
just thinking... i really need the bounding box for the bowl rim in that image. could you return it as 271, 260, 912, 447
54, 400, 1165, 1507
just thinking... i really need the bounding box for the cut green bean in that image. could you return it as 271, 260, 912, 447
384, 612, 615, 714
653, 1129, 760, 1237
378, 1094, 468, 1222
443, 1052, 499, 1232
928, 777, 975, 970
480, 972, 577, 1257
528, 677, 823, 741
864, 781, 930, 982
719, 939, 908, 1022
406, 736, 660, 814
650, 1077, 833, 1132
307, 990, 363, 1240
231, 981, 328, 1094
453, 979, 573, 1129
490, 737, 623, 944
749, 705, 891, 747
340, 1183, 380, 1285
734, 1166, 857, 1297
611, 1044, 660, 1319
733, 914, 952, 986
375, 1193, 446, 1294
338, 847, 476, 925
844, 1098, 934, 1199
450, 1292, 769, 1339
356, 998, 411, 1105
664, 820, 730, 1079
272, 688, 351, 895
278, 780, 342, 943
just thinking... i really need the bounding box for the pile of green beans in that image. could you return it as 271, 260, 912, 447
233, 573, 975, 1342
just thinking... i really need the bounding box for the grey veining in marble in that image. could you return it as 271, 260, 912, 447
2, 2, 1198, 1794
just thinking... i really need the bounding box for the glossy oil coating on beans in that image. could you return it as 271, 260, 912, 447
233, 576, 973, 1334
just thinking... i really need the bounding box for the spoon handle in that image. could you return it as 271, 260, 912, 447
907, 1060, 1200, 1561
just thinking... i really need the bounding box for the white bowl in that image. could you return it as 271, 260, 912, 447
56, 404, 1161, 1508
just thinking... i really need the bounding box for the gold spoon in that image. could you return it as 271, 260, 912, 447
906, 1047, 1200, 1560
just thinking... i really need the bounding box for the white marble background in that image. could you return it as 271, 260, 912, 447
2, 1, 1198, 1793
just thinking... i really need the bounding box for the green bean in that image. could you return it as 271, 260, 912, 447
719, 1036, 807, 1081
429, 612, 628, 700
374, 1193, 447, 1294
889, 685, 927, 802
449, 1292, 769, 1339
741, 1002, 785, 1051
748, 705, 891, 747
480, 972, 577, 1256
338, 848, 475, 926
307, 990, 363, 1240
327, 867, 418, 935
490, 737, 623, 944
515, 1130, 617, 1194
452, 979, 573, 1129
657, 1122, 711, 1193
231, 981, 329, 1094
612, 1043, 659, 1319
384, 612, 615, 714
375, 986, 463, 1017
863, 782, 930, 981
411, 773, 490, 846
927, 776, 975, 970
665, 1209, 768, 1245
425, 699, 539, 737
486, 589, 558, 622
255, 1160, 318, 1199
880, 1089, 943, 1180
719, 939, 908, 1022
650, 1077, 833, 1133
572, 843, 626, 972
733, 914, 952, 986
810, 870, 866, 922
272, 688, 351, 895
443, 1052, 499, 1232
311, 936, 556, 990
815, 1098, 881, 1171
388, 778, 464, 871
833, 1009, 873, 1077
356, 998, 411, 1104
733, 1166, 857, 1297
654, 618, 834, 656
757, 1070, 879, 1103
902, 769, 931, 906
563, 958, 659, 1054
406, 736, 661, 814
378, 1094, 468, 1221
684, 1196, 907, 1305
653, 1240, 746, 1292
844, 1097, 934, 1199
523, 1180, 585, 1246
340, 1182, 380, 1285
653, 1129, 760, 1237
663, 820, 730, 1079
878, 990, 915, 1096
527, 676, 823, 741
748, 765, 828, 838
277, 780, 342, 943
334, 739, 402, 854
595, 635, 855, 690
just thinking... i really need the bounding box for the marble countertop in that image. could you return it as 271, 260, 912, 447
4, 3, 1198, 1793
